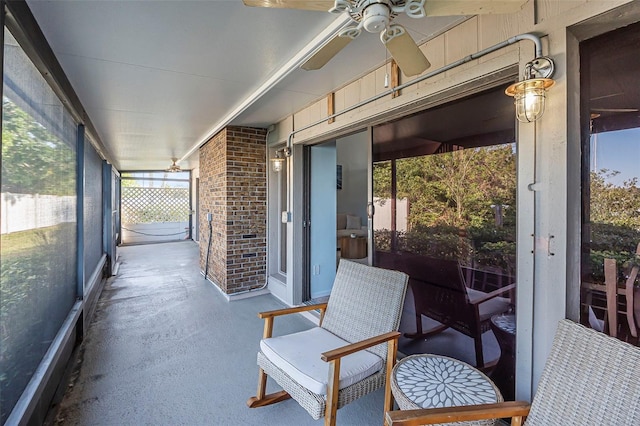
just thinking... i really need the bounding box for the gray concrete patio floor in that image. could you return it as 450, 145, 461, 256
49, 241, 385, 425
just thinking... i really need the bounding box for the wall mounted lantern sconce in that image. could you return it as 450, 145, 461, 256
505, 56, 555, 123
271, 151, 284, 173
270, 147, 292, 173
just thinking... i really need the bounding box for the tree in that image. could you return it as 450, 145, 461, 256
373, 144, 517, 270
392, 145, 516, 230
587, 169, 640, 281
1, 98, 75, 196
590, 169, 640, 230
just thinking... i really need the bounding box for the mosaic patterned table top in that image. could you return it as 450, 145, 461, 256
393, 354, 499, 409
491, 313, 516, 335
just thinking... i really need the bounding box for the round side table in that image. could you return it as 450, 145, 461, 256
391, 354, 503, 426
490, 313, 516, 401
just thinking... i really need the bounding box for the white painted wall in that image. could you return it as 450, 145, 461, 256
191, 166, 199, 242
373, 197, 408, 232
336, 131, 369, 224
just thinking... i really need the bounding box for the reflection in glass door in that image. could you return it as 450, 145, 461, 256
580, 22, 640, 342
372, 86, 517, 397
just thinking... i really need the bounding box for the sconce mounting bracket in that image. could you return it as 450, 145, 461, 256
526, 56, 554, 79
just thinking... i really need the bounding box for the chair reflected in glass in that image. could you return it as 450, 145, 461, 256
400, 255, 514, 369
584, 243, 640, 341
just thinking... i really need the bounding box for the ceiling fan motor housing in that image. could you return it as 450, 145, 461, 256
361, 1, 391, 32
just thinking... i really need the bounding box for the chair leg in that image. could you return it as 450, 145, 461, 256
325, 359, 341, 426
384, 338, 398, 413
474, 336, 485, 369
405, 323, 448, 339
246, 368, 291, 408
257, 367, 267, 399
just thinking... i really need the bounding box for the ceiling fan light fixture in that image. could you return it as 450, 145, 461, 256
362, 2, 390, 32
166, 158, 181, 172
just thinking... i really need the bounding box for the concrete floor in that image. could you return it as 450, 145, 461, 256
50, 241, 387, 425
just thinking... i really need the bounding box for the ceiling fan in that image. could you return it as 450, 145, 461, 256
590, 93, 639, 114
243, 0, 528, 76
591, 108, 639, 113
166, 158, 182, 173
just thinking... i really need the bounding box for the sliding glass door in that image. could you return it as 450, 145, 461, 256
371, 85, 517, 398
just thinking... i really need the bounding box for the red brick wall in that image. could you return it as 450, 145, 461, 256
199, 129, 228, 290
199, 126, 267, 294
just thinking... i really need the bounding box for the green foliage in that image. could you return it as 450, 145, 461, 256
374, 145, 517, 271
372, 161, 392, 200
586, 169, 640, 282
374, 229, 392, 252
392, 146, 516, 230
474, 241, 516, 274
1, 223, 76, 409
400, 224, 472, 261
590, 169, 640, 229
1, 98, 76, 196
589, 249, 638, 283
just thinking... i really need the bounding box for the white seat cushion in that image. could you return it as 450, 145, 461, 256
260, 327, 383, 396
466, 287, 510, 322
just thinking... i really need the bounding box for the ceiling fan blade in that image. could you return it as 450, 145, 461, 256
301, 34, 354, 70
591, 108, 639, 113
242, 0, 335, 12
424, 0, 528, 16
384, 29, 430, 77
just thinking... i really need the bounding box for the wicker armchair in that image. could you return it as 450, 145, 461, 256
247, 260, 409, 426
385, 319, 640, 425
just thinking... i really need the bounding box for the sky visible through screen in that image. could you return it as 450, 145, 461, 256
590, 127, 640, 187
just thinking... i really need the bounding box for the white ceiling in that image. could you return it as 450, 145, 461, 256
26, 0, 464, 171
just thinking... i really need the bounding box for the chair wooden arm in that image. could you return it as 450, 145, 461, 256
469, 283, 516, 305
321, 331, 401, 362
258, 303, 328, 319
258, 303, 328, 340
385, 401, 531, 426
322, 331, 402, 424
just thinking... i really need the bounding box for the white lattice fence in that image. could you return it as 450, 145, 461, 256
121, 187, 189, 224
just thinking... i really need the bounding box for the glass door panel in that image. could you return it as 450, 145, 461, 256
372, 86, 517, 397
580, 22, 640, 341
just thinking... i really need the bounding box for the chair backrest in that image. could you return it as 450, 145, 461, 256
406, 255, 468, 299
525, 319, 640, 425
403, 255, 478, 333
321, 260, 409, 360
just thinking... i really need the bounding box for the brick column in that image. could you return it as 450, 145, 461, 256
199, 126, 267, 295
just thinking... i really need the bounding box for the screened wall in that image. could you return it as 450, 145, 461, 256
1, 28, 78, 422
0, 23, 110, 422
84, 137, 104, 287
